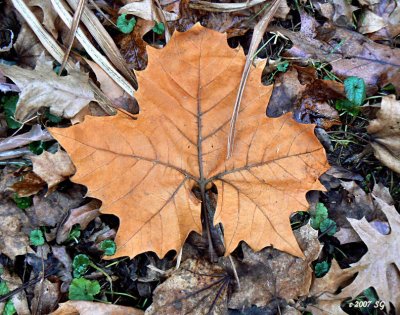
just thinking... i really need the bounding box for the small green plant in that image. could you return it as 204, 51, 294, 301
152, 22, 165, 35
12, 193, 32, 209
1, 95, 21, 129
276, 60, 289, 73
310, 203, 337, 236
73, 254, 90, 278
68, 278, 100, 301
29, 141, 51, 155
29, 229, 45, 246
314, 261, 330, 278
117, 14, 136, 34
0, 281, 16, 315
67, 225, 81, 243
335, 76, 366, 116
45, 108, 62, 123
99, 240, 116, 256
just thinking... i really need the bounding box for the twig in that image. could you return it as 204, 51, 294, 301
59, 0, 87, 75
226, 0, 282, 159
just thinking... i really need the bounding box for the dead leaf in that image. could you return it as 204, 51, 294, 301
11, 171, 46, 197
25, 188, 85, 227
31, 279, 60, 314
367, 95, 400, 174
228, 224, 321, 309
50, 24, 329, 259
146, 258, 229, 315
31, 150, 76, 192
56, 200, 101, 243
28, 0, 59, 37
0, 200, 32, 259
51, 301, 144, 315
13, 24, 47, 68
334, 193, 400, 311
0, 54, 96, 121
267, 67, 342, 129
120, 0, 179, 22
0, 124, 52, 152
0, 265, 30, 315
271, 17, 400, 95
358, 1, 400, 41
304, 259, 362, 315
313, 0, 358, 28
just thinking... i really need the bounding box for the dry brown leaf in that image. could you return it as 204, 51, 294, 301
11, 172, 46, 197
25, 188, 84, 227
31, 279, 60, 314
271, 17, 400, 95
120, 0, 179, 22
228, 223, 321, 309
0, 265, 30, 314
50, 24, 329, 259
0, 201, 32, 260
51, 301, 144, 315
358, 1, 400, 40
146, 258, 229, 314
31, 150, 76, 192
0, 54, 95, 121
367, 95, 400, 174
334, 194, 400, 311
28, 0, 59, 37
56, 200, 100, 243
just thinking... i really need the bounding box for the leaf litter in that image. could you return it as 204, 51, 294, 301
0, 0, 400, 314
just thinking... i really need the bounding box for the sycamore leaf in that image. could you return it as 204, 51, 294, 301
49, 24, 329, 259
0, 54, 95, 121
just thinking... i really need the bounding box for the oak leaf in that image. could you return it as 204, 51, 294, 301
0, 54, 95, 121
334, 192, 400, 311
49, 24, 329, 259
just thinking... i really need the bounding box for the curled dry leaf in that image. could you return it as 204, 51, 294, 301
271, 16, 400, 95
367, 95, 400, 174
0, 201, 32, 260
56, 200, 101, 243
146, 258, 229, 315
31, 150, 76, 192
0, 54, 96, 121
333, 193, 400, 312
50, 301, 144, 315
50, 24, 329, 259
120, 0, 179, 22
0, 124, 52, 152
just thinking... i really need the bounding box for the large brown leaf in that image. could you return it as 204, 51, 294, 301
49, 24, 329, 259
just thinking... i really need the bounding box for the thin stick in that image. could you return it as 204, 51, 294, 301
226, 0, 282, 159
228, 255, 240, 290
59, 0, 87, 75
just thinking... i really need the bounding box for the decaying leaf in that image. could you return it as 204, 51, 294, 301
31, 150, 76, 191
120, 0, 179, 22
367, 95, 400, 174
56, 200, 101, 243
228, 223, 321, 309
28, 0, 59, 37
271, 15, 400, 95
50, 24, 329, 259
146, 258, 229, 314
11, 172, 46, 197
334, 193, 400, 311
25, 188, 85, 227
0, 54, 96, 121
0, 124, 52, 152
0, 201, 32, 259
0, 265, 30, 314
51, 300, 144, 315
